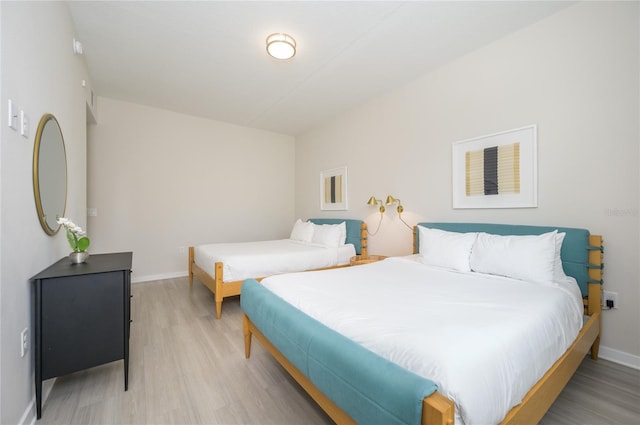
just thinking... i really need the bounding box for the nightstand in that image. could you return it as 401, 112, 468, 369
350, 254, 387, 266
31, 252, 133, 419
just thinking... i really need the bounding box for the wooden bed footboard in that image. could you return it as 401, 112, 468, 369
189, 247, 243, 319
243, 313, 455, 425
189, 250, 353, 319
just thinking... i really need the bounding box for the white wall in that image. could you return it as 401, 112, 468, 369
87, 97, 295, 282
295, 2, 640, 362
1, 2, 91, 423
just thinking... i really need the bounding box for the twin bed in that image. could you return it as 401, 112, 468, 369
240, 222, 604, 425
188, 218, 367, 318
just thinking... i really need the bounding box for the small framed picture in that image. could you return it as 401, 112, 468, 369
320, 166, 348, 210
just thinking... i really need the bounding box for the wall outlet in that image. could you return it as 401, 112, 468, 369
20, 328, 28, 357
178, 246, 187, 255
603, 291, 618, 309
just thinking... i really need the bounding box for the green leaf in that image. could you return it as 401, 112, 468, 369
66, 230, 78, 251
77, 237, 90, 252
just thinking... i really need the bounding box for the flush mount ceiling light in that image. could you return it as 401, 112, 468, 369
266, 33, 296, 60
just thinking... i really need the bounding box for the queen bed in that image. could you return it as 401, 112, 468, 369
241, 222, 603, 425
189, 218, 367, 318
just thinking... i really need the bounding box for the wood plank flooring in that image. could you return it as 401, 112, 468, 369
37, 277, 640, 425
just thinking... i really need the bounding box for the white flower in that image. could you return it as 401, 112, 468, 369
56, 217, 91, 253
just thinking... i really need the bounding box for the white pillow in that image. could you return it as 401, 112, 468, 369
554, 232, 568, 282
470, 231, 558, 283
337, 221, 347, 245
289, 219, 314, 243
418, 226, 477, 272
311, 224, 342, 247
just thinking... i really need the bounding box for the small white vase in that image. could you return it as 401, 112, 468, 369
69, 251, 89, 264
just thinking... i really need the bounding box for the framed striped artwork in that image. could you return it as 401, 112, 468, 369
320, 166, 348, 210
452, 125, 537, 209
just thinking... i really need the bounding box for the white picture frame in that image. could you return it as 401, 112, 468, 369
452, 125, 537, 209
320, 166, 348, 211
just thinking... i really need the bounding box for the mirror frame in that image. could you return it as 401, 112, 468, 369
33, 113, 68, 236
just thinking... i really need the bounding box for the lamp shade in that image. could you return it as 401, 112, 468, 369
266, 33, 296, 60
386, 195, 403, 213
368, 196, 385, 213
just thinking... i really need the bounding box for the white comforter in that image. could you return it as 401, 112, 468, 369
261, 255, 584, 425
194, 239, 355, 283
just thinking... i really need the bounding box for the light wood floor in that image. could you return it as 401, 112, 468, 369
38, 277, 640, 425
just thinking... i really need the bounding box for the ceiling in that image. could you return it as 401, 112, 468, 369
68, 1, 572, 136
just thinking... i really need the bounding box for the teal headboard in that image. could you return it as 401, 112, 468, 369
308, 218, 365, 255
415, 222, 599, 297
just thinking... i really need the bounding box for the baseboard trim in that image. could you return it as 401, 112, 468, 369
132, 271, 188, 283
18, 397, 34, 425
19, 379, 55, 425
599, 345, 640, 370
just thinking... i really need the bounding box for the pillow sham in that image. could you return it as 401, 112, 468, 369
311, 223, 342, 247
418, 226, 477, 272
554, 232, 568, 282
290, 219, 314, 243
470, 230, 558, 284
337, 221, 347, 246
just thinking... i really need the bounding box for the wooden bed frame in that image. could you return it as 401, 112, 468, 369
189, 221, 368, 319
243, 231, 603, 425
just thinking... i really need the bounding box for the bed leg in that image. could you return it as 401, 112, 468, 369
591, 335, 601, 360
243, 314, 252, 358
587, 282, 602, 361
188, 247, 194, 287
422, 392, 455, 425
214, 262, 224, 319
215, 301, 223, 320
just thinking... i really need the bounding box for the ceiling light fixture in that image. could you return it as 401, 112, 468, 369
266, 33, 296, 60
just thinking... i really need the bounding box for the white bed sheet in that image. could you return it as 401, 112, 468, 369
194, 239, 355, 283
261, 255, 584, 425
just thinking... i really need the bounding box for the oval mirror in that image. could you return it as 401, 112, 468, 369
33, 114, 67, 235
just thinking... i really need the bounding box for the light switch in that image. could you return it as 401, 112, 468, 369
20, 110, 29, 138
87, 208, 98, 217
7, 99, 17, 130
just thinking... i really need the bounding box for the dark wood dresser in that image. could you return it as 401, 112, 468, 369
31, 252, 133, 419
